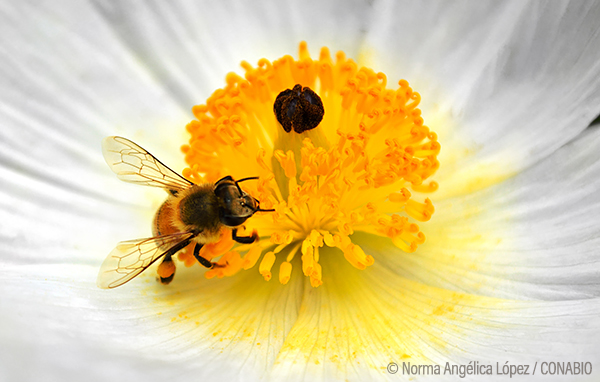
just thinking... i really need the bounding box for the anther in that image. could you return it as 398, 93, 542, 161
273, 84, 324, 133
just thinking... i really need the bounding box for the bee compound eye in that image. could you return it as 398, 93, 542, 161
220, 213, 249, 227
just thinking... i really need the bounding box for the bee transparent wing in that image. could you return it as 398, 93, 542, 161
102, 136, 193, 192
97, 232, 194, 289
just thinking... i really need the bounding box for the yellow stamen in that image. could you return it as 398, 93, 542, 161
242, 245, 263, 270
259, 251, 276, 281
309, 262, 322, 288
205, 251, 244, 279
181, 42, 439, 286
279, 261, 292, 285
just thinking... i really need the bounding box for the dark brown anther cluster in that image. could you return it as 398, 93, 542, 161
273, 84, 324, 133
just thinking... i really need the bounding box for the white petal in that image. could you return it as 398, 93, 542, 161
268, 253, 600, 381
0, 261, 307, 381
0, 1, 196, 176
0, 1, 215, 264
3, 1, 600, 380
88, 0, 375, 105
365, 0, 600, 197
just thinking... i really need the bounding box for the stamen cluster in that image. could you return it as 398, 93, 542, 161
178, 42, 439, 286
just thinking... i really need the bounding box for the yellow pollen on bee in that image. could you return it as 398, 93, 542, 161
157, 259, 176, 279
181, 42, 440, 287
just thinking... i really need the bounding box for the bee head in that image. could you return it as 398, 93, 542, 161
214, 176, 266, 227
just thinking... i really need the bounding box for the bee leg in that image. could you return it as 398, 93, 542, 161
156, 237, 194, 285
192, 243, 214, 268
232, 228, 259, 244
157, 254, 176, 285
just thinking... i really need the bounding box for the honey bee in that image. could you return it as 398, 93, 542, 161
97, 136, 272, 289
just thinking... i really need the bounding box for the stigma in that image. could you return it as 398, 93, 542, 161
274, 84, 324, 133
179, 42, 440, 287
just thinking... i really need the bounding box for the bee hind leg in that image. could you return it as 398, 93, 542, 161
156, 237, 195, 284
232, 228, 259, 244
157, 254, 176, 284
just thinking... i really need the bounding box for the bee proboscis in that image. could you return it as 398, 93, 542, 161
97, 136, 272, 289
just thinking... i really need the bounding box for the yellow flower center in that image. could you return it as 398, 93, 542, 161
178, 42, 439, 287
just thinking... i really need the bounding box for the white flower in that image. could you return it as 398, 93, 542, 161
1, 1, 600, 381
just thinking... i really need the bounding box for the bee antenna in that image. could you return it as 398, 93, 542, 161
236, 176, 259, 183
233, 177, 259, 195
253, 197, 274, 213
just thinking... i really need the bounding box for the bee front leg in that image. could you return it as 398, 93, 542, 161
231, 228, 259, 244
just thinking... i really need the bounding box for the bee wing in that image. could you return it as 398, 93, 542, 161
97, 232, 194, 289
102, 136, 193, 192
